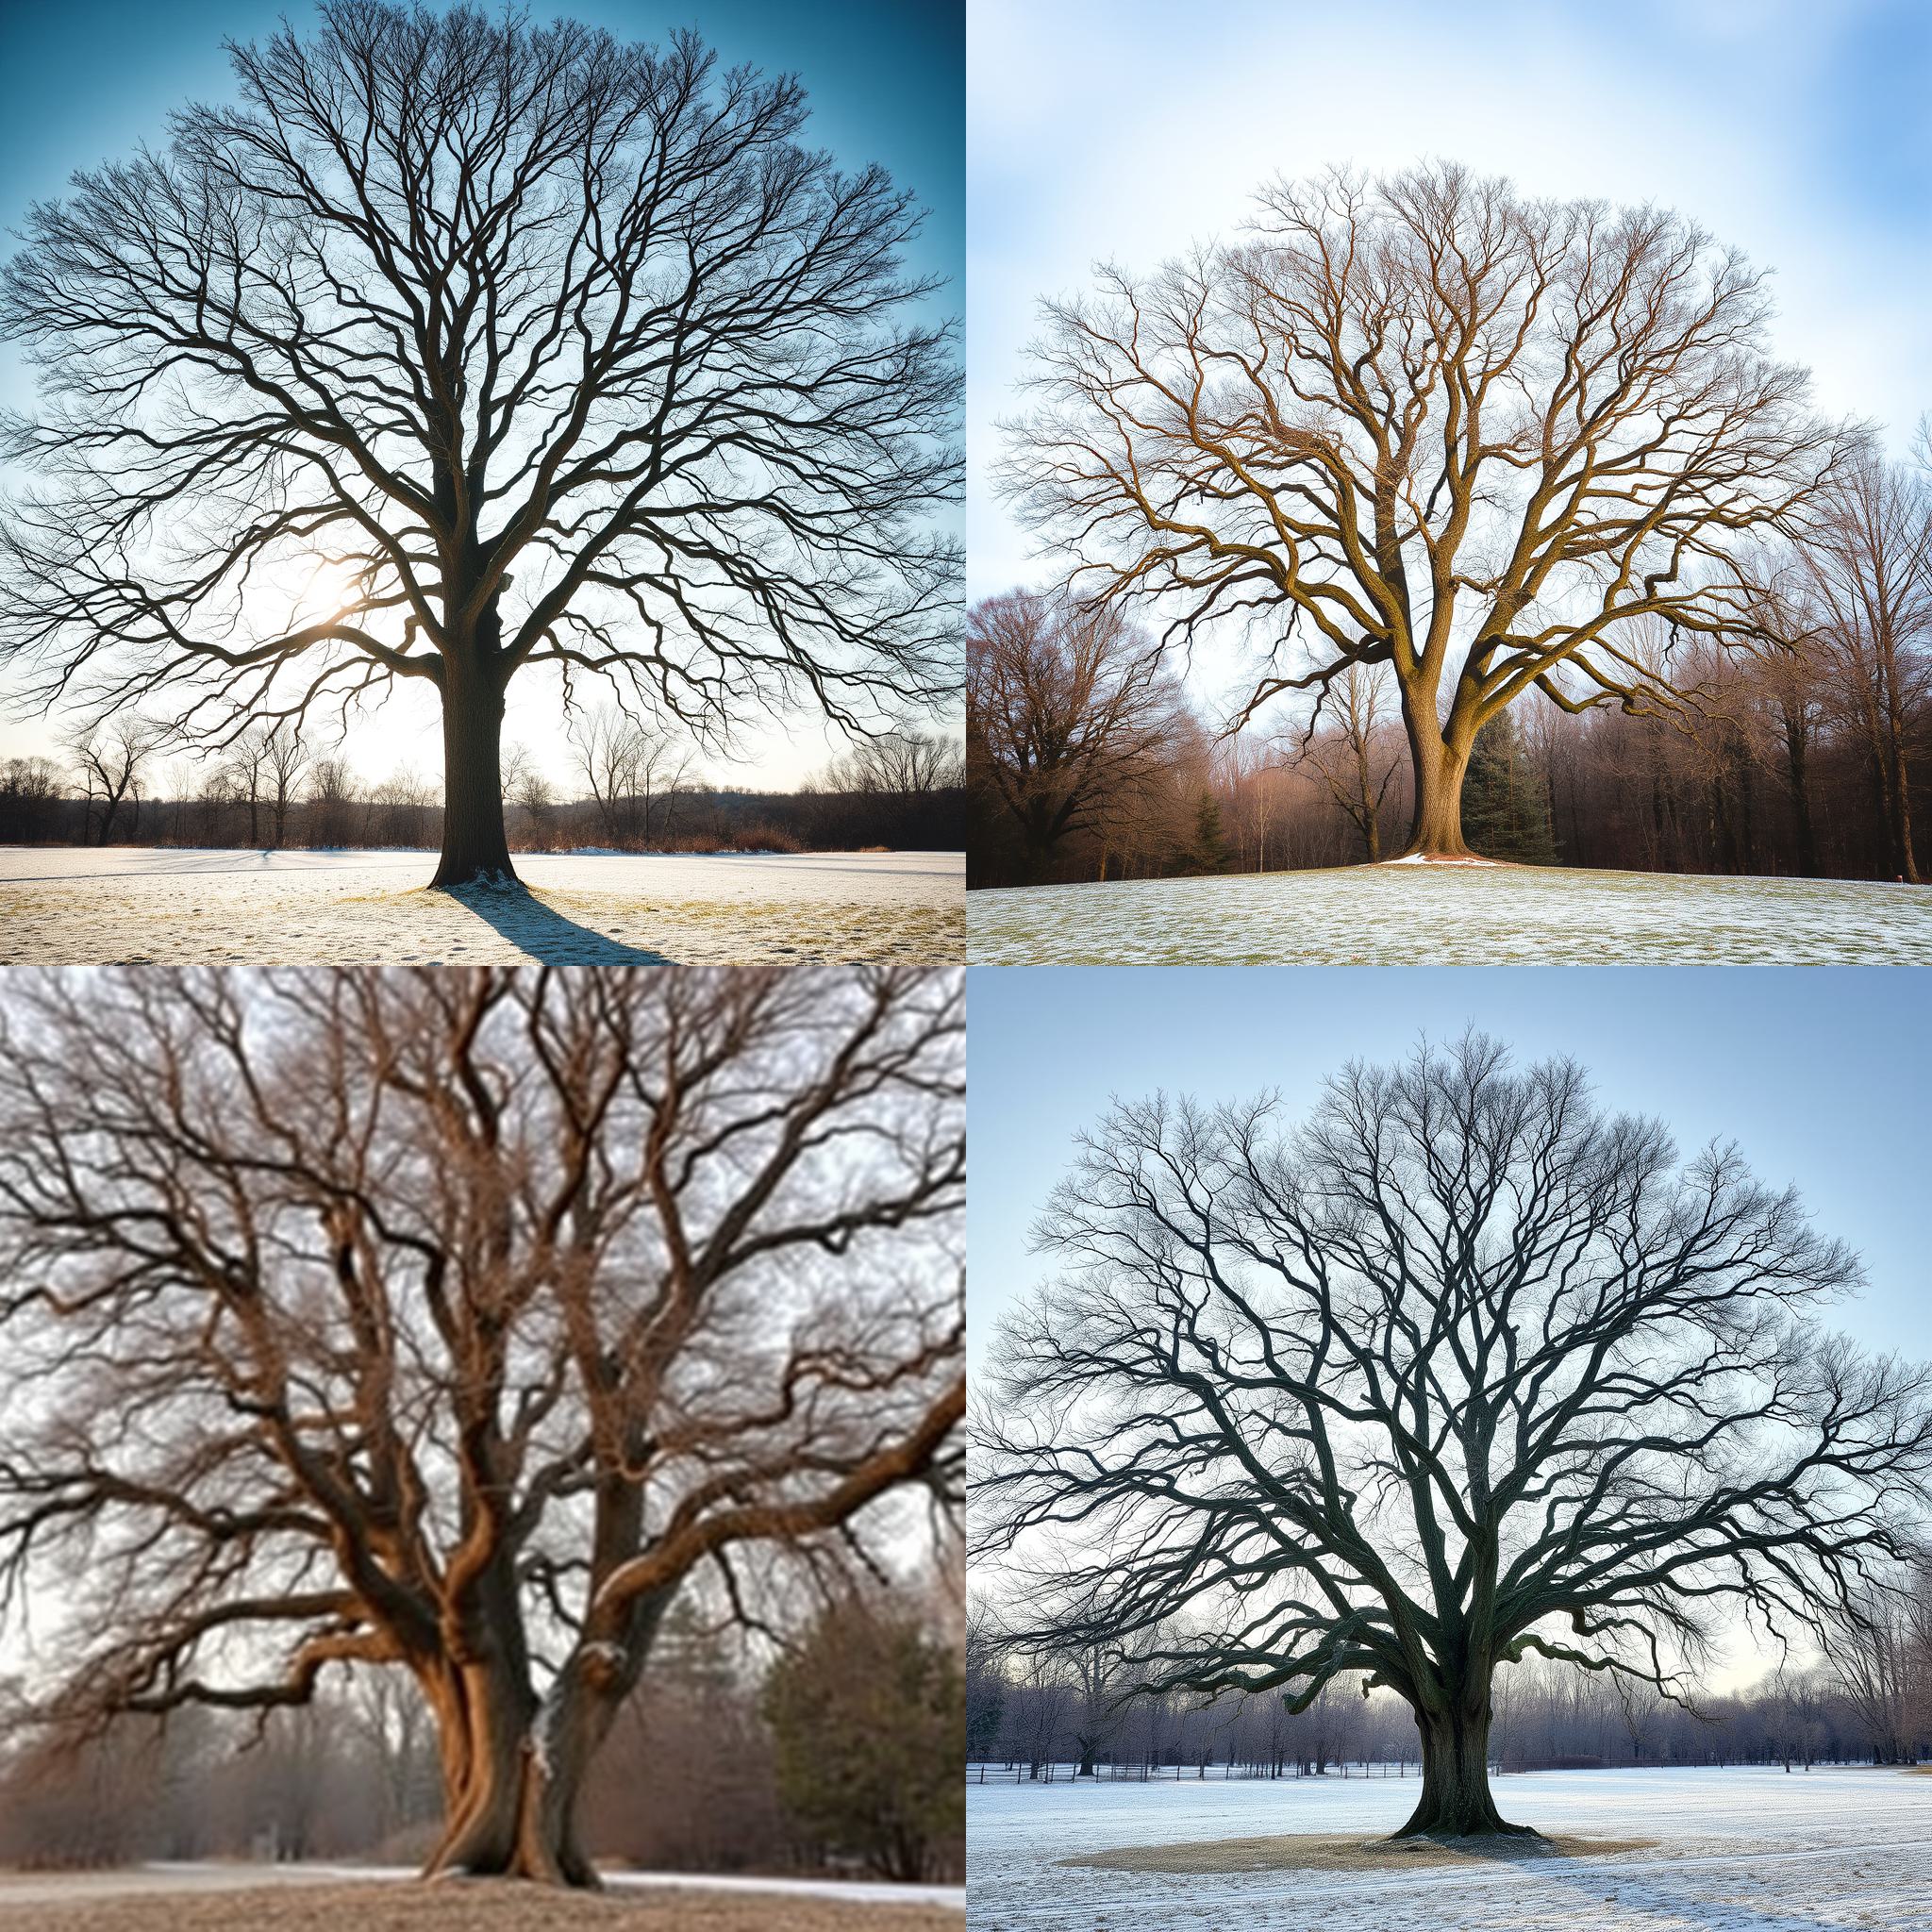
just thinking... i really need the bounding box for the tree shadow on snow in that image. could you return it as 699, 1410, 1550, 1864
443, 879, 674, 965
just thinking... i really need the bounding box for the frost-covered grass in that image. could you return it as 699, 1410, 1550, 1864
0, 1866, 964, 1928
0, 847, 964, 965
966, 1764, 1932, 1930
966, 864, 1932, 965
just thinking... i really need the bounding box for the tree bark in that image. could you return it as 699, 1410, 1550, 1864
1393, 1698, 1531, 1839
432, 612, 516, 889
1398, 718, 1475, 859
1884, 692, 1919, 883
1780, 703, 1820, 877
421, 1661, 608, 1887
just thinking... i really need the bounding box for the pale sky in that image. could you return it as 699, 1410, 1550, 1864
967, 0, 1932, 718
0, 0, 964, 797
967, 966, 1932, 1689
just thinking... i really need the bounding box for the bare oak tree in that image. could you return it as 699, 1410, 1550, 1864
974, 1035, 1932, 1837
0, 965, 964, 1886
999, 163, 1856, 858
0, 4, 960, 889
65, 714, 162, 845
1299, 663, 1401, 863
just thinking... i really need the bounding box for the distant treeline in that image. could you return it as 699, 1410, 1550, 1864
0, 1587, 964, 1882
973, 1646, 1932, 1784
0, 716, 963, 855
971, 1566, 1932, 1780
969, 615, 1929, 890
969, 444, 1932, 889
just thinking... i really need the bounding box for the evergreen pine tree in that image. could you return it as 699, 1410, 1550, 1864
1181, 791, 1232, 874
1461, 715, 1557, 863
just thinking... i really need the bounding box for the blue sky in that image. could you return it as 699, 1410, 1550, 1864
0, 0, 962, 791
968, 967, 1930, 1380
968, 0, 1932, 600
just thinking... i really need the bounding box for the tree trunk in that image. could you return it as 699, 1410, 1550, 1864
1782, 707, 1820, 878
432, 634, 516, 889
1393, 1699, 1531, 1839
1886, 703, 1919, 883
421, 1661, 606, 1888
1398, 721, 1474, 859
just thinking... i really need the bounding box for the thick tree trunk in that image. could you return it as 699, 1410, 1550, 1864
420, 1573, 667, 1889
1393, 1699, 1531, 1839
432, 632, 516, 889
421, 1662, 606, 1888
1397, 720, 1474, 859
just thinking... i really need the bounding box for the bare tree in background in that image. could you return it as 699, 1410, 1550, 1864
566, 704, 694, 849
1798, 454, 1932, 883
974, 1035, 1932, 1838
1001, 163, 1857, 857
222, 727, 274, 848
1298, 663, 1400, 862
64, 714, 161, 844
262, 726, 311, 851
967, 590, 1190, 880
0, 757, 61, 844
819, 730, 964, 797
0, 965, 964, 1887
0, 3, 960, 890
305, 756, 359, 847
1826, 1571, 1926, 1765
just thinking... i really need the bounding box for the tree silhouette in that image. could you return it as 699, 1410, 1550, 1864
0, 4, 960, 887
0, 965, 963, 1885
974, 1035, 1932, 1837
1001, 163, 1854, 858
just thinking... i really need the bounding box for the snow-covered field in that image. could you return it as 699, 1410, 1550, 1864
966, 865, 1932, 964
0, 848, 964, 965
966, 1765, 1932, 1930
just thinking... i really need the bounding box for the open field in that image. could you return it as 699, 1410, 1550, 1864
0, 1867, 964, 1930
965, 1765, 1932, 1930
0, 848, 964, 965
965, 865, 1932, 965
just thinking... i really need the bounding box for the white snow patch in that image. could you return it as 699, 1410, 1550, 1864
1379, 852, 1507, 867
0, 1860, 963, 1912
608, 1869, 964, 1910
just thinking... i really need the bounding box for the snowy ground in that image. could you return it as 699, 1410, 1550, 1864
966, 865, 1932, 964
967, 1765, 1932, 1930
0, 848, 964, 965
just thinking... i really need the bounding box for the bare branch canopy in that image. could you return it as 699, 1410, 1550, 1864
973, 1034, 1932, 1835
999, 163, 1860, 858
0, 963, 964, 1885
0, 2, 962, 884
